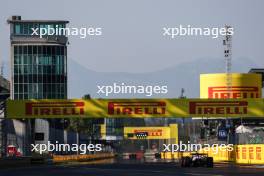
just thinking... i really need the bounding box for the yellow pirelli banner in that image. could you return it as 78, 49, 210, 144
6, 98, 264, 118
200, 73, 262, 99
124, 127, 171, 139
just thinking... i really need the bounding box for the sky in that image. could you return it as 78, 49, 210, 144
0, 0, 264, 75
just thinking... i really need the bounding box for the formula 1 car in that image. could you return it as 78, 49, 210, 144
181, 153, 213, 168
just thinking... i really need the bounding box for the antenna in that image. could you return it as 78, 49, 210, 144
223, 25, 232, 94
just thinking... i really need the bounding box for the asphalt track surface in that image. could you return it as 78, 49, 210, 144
1, 161, 264, 176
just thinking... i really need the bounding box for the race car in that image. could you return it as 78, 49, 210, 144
181, 153, 213, 168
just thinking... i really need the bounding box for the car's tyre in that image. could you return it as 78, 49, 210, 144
206, 157, 214, 168
193, 159, 199, 167
184, 156, 191, 167
181, 157, 186, 167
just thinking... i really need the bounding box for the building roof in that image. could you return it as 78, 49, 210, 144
7, 16, 69, 24
249, 68, 264, 73
7, 19, 69, 24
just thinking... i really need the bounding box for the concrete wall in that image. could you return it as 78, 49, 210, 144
2, 119, 81, 156
5, 119, 27, 155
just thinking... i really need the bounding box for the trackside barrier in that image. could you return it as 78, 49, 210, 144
161, 144, 264, 164
198, 147, 234, 162
235, 144, 264, 164
53, 153, 115, 163
160, 152, 179, 160
0, 157, 31, 169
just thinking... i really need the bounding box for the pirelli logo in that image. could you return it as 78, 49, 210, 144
25, 102, 85, 116
134, 129, 162, 136
208, 86, 259, 98
189, 101, 248, 115
108, 101, 166, 115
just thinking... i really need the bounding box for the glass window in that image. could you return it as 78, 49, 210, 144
43, 46, 47, 55
38, 46, 42, 55
14, 65, 18, 74
24, 65, 28, 74
52, 47, 56, 55
28, 46, 32, 54
33, 46, 37, 54
23, 23, 29, 35
38, 65, 43, 74
14, 84, 18, 93
23, 45, 28, 54
28, 75, 32, 83
14, 46, 18, 54
38, 74, 42, 82
47, 65, 51, 74
24, 94, 28, 99
19, 84, 23, 93
40, 24, 45, 29
51, 93, 55, 98
28, 55, 32, 65
14, 55, 19, 64
47, 46, 51, 55
19, 46, 23, 54
51, 84, 55, 93
33, 55, 37, 65
19, 94, 23, 99
33, 66, 37, 74
33, 83, 38, 93
28, 65, 32, 74
24, 84, 28, 93
24, 75, 28, 83
38, 84, 43, 93
60, 46, 64, 55
28, 23, 34, 35
56, 46, 60, 55
19, 75, 23, 83
28, 84, 32, 93
60, 65, 64, 74
15, 24, 21, 34
19, 55, 23, 64
38, 94, 42, 99
33, 74, 37, 83
60, 84, 65, 93
33, 23, 39, 30
19, 65, 23, 74
28, 93, 33, 99
33, 93, 38, 99
14, 75, 18, 83
24, 55, 28, 65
